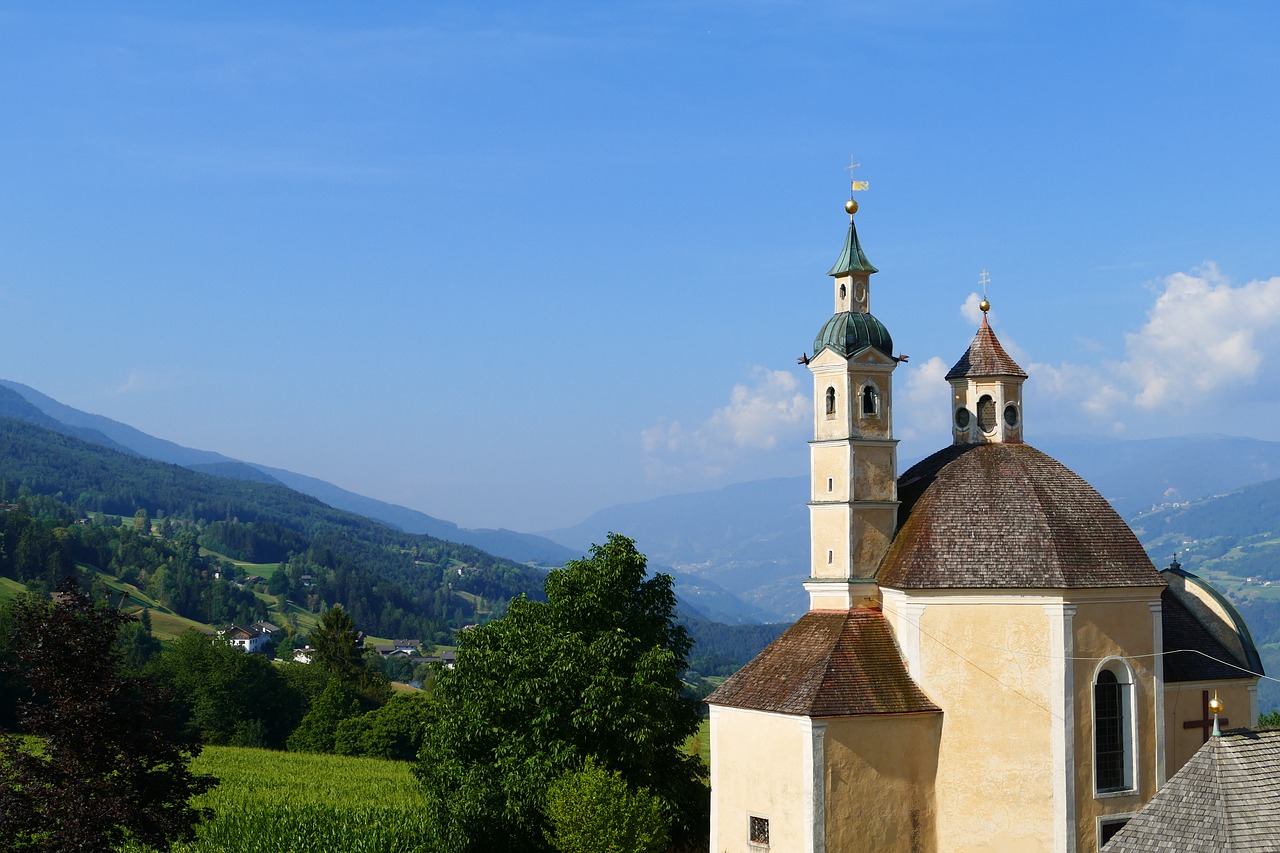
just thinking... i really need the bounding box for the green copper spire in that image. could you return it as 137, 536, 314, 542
826, 216, 878, 277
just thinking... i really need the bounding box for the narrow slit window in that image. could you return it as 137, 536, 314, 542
827, 550, 833, 564
827, 478, 833, 492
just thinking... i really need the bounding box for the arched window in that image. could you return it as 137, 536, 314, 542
839, 283, 847, 300
1094, 661, 1135, 793
977, 394, 996, 433
861, 384, 879, 417
825, 387, 836, 418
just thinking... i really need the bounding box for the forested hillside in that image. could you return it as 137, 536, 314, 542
1130, 479, 1280, 712
0, 417, 543, 642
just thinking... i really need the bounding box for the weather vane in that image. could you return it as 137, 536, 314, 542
844, 154, 869, 194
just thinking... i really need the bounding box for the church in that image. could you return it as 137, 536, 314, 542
705, 188, 1264, 853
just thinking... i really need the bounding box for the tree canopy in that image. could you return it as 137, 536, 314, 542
414, 534, 706, 852
0, 579, 215, 851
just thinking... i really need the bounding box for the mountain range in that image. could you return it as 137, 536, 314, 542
0, 381, 578, 566
6, 378, 1280, 625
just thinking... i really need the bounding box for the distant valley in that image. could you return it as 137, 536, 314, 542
6, 377, 1280, 634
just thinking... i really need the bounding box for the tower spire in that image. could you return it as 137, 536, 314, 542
804, 173, 899, 612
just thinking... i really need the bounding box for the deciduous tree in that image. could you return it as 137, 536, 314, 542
0, 578, 215, 851
414, 534, 705, 852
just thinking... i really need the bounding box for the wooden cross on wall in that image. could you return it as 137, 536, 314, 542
1183, 689, 1227, 743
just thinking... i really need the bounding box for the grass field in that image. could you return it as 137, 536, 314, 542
122, 746, 434, 853
0, 576, 28, 603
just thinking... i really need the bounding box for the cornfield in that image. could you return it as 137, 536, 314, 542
125, 746, 435, 853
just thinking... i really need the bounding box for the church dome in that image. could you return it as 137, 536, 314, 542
814, 311, 893, 360
877, 443, 1163, 589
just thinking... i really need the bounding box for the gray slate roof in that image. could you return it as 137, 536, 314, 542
706, 609, 939, 717
878, 443, 1164, 590
1161, 590, 1253, 682
1102, 729, 1280, 852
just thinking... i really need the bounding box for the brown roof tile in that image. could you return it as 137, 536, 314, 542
944, 316, 1027, 380
706, 609, 939, 717
1102, 729, 1280, 852
878, 443, 1164, 589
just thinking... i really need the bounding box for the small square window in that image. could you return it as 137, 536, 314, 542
1099, 818, 1128, 847
749, 815, 770, 846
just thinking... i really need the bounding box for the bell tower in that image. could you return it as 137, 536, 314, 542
803, 182, 899, 611
946, 283, 1027, 445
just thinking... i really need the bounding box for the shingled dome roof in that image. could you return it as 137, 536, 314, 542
878, 443, 1164, 590
814, 311, 893, 360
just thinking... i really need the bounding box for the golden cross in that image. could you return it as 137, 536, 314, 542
845, 155, 869, 192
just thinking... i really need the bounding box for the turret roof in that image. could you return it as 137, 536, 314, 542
945, 316, 1027, 380
826, 217, 878, 276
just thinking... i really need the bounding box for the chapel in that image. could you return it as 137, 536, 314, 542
706, 187, 1263, 853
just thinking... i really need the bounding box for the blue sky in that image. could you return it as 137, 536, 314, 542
2, 1, 1280, 531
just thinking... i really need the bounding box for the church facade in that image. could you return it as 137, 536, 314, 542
706, 193, 1262, 853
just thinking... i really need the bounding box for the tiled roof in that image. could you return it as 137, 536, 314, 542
1102, 729, 1280, 852
1161, 590, 1252, 682
878, 443, 1164, 589
705, 609, 939, 717
944, 316, 1027, 380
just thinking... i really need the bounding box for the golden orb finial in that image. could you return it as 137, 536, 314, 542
979, 298, 991, 313
1209, 692, 1225, 715
845, 198, 859, 215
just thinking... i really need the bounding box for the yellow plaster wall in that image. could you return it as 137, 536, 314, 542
1069, 598, 1160, 852
853, 444, 896, 500
824, 714, 941, 853
711, 708, 812, 853
1164, 679, 1255, 773
809, 505, 851, 579
851, 508, 895, 579
811, 443, 851, 501
917, 601, 1056, 852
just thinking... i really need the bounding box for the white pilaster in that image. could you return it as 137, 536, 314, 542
1149, 600, 1166, 787
805, 719, 827, 853
1046, 602, 1077, 853
708, 705, 720, 852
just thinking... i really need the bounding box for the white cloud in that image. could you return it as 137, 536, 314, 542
641, 367, 808, 486
960, 292, 986, 325
1123, 264, 1280, 408
1030, 264, 1280, 429
894, 356, 950, 450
